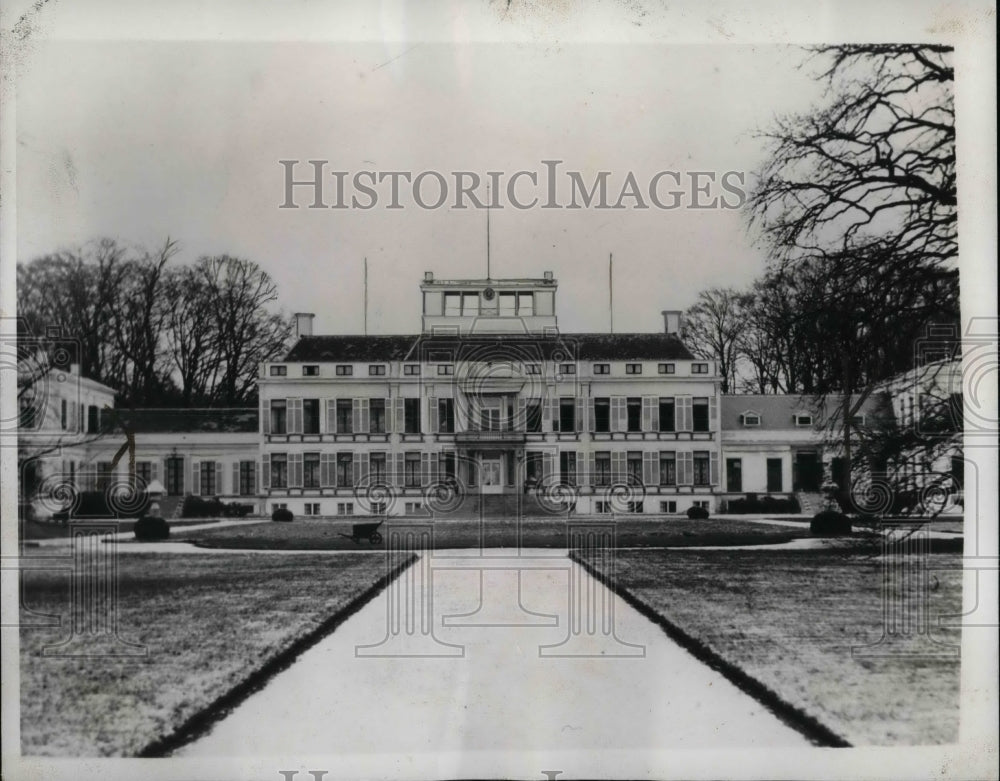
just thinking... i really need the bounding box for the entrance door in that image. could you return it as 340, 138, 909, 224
794, 452, 821, 491
726, 458, 742, 492
481, 458, 503, 493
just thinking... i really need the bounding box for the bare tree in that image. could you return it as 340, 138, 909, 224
682, 288, 749, 394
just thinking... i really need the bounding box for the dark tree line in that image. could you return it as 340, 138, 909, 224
17, 239, 293, 407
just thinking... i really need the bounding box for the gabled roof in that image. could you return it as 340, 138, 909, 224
111, 408, 259, 434
283, 333, 695, 363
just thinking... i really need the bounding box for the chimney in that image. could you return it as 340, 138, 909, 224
661, 310, 682, 335
294, 312, 315, 338
70, 362, 81, 377
424, 271, 434, 282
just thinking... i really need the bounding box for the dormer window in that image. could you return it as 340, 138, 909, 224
593, 363, 610, 375
794, 413, 813, 426
741, 412, 761, 427
269, 365, 287, 377
368, 364, 386, 376
851, 414, 867, 427
335, 365, 353, 377
302, 365, 319, 377
692, 363, 709, 374
658, 363, 675, 374
525, 363, 541, 375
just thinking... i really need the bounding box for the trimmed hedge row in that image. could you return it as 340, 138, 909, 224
181, 496, 255, 519
52, 490, 151, 521
725, 495, 801, 514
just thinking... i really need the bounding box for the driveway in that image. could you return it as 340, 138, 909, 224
177, 549, 808, 759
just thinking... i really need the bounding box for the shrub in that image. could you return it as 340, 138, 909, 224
811, 510, 852, 536
52, 490, 150, 521
686, 505, 710, 519
134, 515, 170, 541
181, 496, 254, 518
272, 507, 294, 523
725, 495, 801, 514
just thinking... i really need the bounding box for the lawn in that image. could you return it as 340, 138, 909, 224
180, 516, 810, 550
21, 518, 220, 541
19, 551, 402, 757
575, 547, 962, 746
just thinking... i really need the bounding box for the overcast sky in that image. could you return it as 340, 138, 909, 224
9, 1, 990, 336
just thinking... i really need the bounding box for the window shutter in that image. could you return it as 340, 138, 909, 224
191, 461, 201, 495
614, 397, 628, 432
394, 398, 405, 434
421, 452, 431, 486
643, 451, 657, 486
262, 399, 271, 435
587, 398, 596, 432
261, 454, 271, 490
679, 452, 694, 485
575, 398, 584, 432
542, 452, 554, 479
587, 453, 596, 486
429, 451, 440, 484
216, 462, 224, 495
383, 397, 391, 433
678, 396, 693, 432
325, 399, 336, 433
359, 398, 370, 433
650, 398, 660, 432
394, 453, 405, 488
576, 453, 586, 486
709, 395, 718, 429
642, 397, 654, 432
288, 398, 303, 434
542, 390, 553, 431
289, 453, 303, 487
429, 398, 439, 433
611, 451, 625, 484
232, 462, 240, 495
710, 451, 719, 486
352, 399, 362, 434
151, 461, 159, 481
515, 397, 526, 431
321, 453, 334, 487
360, 452, 370, 484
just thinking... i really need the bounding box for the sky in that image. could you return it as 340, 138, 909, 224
7, 0, 992, 337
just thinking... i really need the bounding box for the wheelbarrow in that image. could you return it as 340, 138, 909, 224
340, 519, 384, 544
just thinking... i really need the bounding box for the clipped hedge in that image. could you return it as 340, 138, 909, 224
725, 495, 801, 514
686, 505, 710, 520
134, 515, 170, 541
52, 490, 150, 521
181, 496, 255, 519
272, 507, 294, 523
810, 510, 852, 536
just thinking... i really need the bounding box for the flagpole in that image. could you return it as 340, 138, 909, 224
609, 253, 614, 334
363, 257, 368, 336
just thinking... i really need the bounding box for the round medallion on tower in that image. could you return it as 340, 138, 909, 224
483, 287, 495, 301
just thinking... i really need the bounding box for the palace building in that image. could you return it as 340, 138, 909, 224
258, 271, 722, 517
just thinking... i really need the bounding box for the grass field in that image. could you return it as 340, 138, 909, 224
19, 552, 396, 756
576, 547, 962, 746
21, 518, 221, 541
180, 516, 811, 550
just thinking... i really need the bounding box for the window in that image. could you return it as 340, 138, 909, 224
462, 292, 480, 315
370, 399, 387, 434
135, 461, 152, 487
658, 363, 675, 374
404, 452, 421, 487
404, 364, 420, 376
405, 501, 424, 514
559, 363, 577, 375
499, 292, 516, 316
370, 453, 387, 483
337, 502, 354, 515
404, 398, 421, 433
558, 398, 576, 432
304, 503, 321, 516
525, 400, 542, 432
626, 398, 642, 432
444, 293, 462, 315
525, 363, 541, 375
851, 414, 867, 427
441, 452, 457, 479
596, 501, 611, 514
595, 452, 611, 486
199, 461, 217, 495
336, 453, 353, 487
627, 501, 643, 514
560, 452, 577, 486
659, 398, 676, 432
593, 363, 610, 375
60, 399, 68, 429
335, 365, 353, 376
626, 363, 642, 375
88, 405, 100, 434
368, 364, 386, 376
437, 364, 455, 376
525, 452, 543, 484
692, 363, 709, 374
336, 400, 353, 434
271, 454, 288, 489
166, 456, 184, 495
239, 460, 256, 495
303, 365, 319, 377
270, 400, 288, 434
627, 451, 642, 484
594, 398, 611, 433
692, 500, 710, 509
741, 413, 761, 427
272, 503, 288, 511
304, 453, 320, 488
726, 458, 742, 492
270, 365, 287, 376
794, 414, 813, 427
693, 397, 710, 432
303, 399, 320, 434
660, 500, 677, 513
693, 451, 710, 486
480, 406, 500, 431
766, 458, 783, 492
659, 452, 676, 485
517, 292, 534, 316
438, 398, 455, 433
